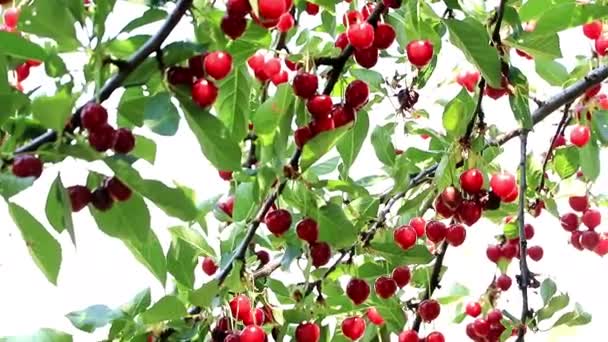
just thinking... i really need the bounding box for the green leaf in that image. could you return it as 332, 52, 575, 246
350, 69, 385, 93
132, 135, 157, 164
252, 83, 295, 135
105, 158, 198, 221
568, 303, 592, 326
226, 23, 271, 63
0, 31, 47, 60
541, 278, 557, 305
9, 203, 62, 285
167, 237, 197, 288
369, 230, 434, 265
508, 68, 533, 129
534, 58, 569, 86
0, 173, 34, 199
301, 124, 350, 170
143, 92, 180, 136
537, 294, 569, 321
371, 123, 396, 166
337, 111, 369, 173
93, 0, 117, 40
437, 283, 470, 304
505, 33, 562, 59
120, 288, 151, 316
216, 65, 251, 141
0, 329, 72, 342
45, 175, 75, 244
177, 94, 242, 171
234, 182, 256, 222
66, 305, 123, 333
118, 87, 146, 127
442, 88, 475, 138
20, 0, 80, 51
31, 91, 75, 134
444, 18, 502, 88
579, 139, 600, 181
120, 8, 167, 33
592, 110, 608, 144
189, 279, 220, 307
168, 226, 215, 257
552, 146, 579, 179
519, 0, 571, 21
318, 203, 358, 249
524, 3, 608, 38
140, 295, 186, 324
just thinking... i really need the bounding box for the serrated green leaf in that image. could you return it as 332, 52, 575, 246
552, 146, 579, 179
0, 173, 34, 199
120, 288, 151, 316
537, 294, 569, 321
132, 135, 157, 164
168, 226, 215, 257
505, 33, 562, 59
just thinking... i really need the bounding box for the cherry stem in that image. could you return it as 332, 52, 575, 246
516, 130, 531, 341
412, 241, 449, 332
536, 103, 571, 193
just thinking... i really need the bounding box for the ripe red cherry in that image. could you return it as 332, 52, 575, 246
581, 230, 600, 250
335, 33, 349, 50
167, 66, 193, 86
242, 308, 265, 326
310, 115, 335, 134
501, 186, 518, 203
3, 7, 19, 28
394, 225, 417, 250
366, 307, 385, 325
487, 309, 503, 324
595, 35, 608, 55
465, 323, 478, 339
457, 200, 482, 226
230, 294, 252, 320
188, 54, 206, 78
398, 330, 419, 342
425, 220, 446, 243
496, 274, 512, 291
446, 224, 466, 246
256, 249, 270, 265
219, 196, 235, 217
81, 103, 108, 131
426, 332, 444, 342
434, 197, 456, 218
527, 245, 543, 261
465, 302, 482, 317
113, 128, 135, 154
294, 126, 314, 148
485, 84, 508, 99
201, 257, 218, 275
373, 23, 396, 49
594, 238, 608, 256
582, 208, 601, 229
346, 278, 370, 305
265, 209, 292, 236
409, 217, 426, 237
277, 12, 294, 32
345, 80, 369, 110
341, 316, 366, 340
440, 186, 462, 210
569, 125, 591, 147
360, 2, 375, 20
354, 46, 378, 68
569, 195, 589, 212
222, 15, 247, 40
456, 69, 480, 92
296, 218, 319, 243
473, 318, 490, 337
583, 21, 603, 39
585, 83, 601, 98
486, 245, 501, 263
68, 185, 91, 212
12, 154, 43, 179
332, 104, 356, 127
501, 242, 517, 259
490, 172, 516, 198
524, 223, 535, 240
218, 170, 233, 181
293, 72, 318, 99
204, 51, 232, 80
571, 230, 584, 250
296, 322, 320, 342
15, 63, 29, 82
460, 168, 484, 194
88, 124, 116, 152
259, 0, 286, 21
263, 57, 281, 78
374, 276, 397, 299
418, 299, 440, 322
383, 0, 401, 8
305, 2, 319, 15
105, 177, 132, 201
406, 40, 433, 67
91, 188, 114, 211
271, 70, 289, 85
247, 53, 265, 72
307, 95, 333, 120
342, 10, 363, 26
310, 242, 331, 267
227, 0, 252, 16
392, 265, 411, 287
240, 325, 265, 342
192, 79, 218, 107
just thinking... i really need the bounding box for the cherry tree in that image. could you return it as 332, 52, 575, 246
0, 0, 607, 341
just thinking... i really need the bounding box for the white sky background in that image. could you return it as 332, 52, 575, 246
1, 0, 607, 341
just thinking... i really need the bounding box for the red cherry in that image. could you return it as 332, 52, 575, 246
486, 245, 501, 263
227, 0, 252, 16
457, 200, 482, 226
225, 334, 240, 342
293, 72, 318, 99
68, 185, 91, 212
296, 322, 320, 342
342, 10, 362, 27
310, 242, 331, 267
204, 51, 232, 80
373, 23, 395, 49
456, 70, 480, 92
501, 186, 518, 203
12, 154, 43, 179
252, 12, 279, 28
398, 330, 419, 342
218, 170, 233, 181
465, 323, 478, 339
425, 220, 446, 243
112, 128, 135, 154
221, 15, 247, 40
446, 223, 466, 246
473, 318, 490, 337
346, 278, 370, 305
440, 186, 462, 210
91, 188, 114, 211
583, 21, 603, 39
409, 217, 426, 237
294, 126, 314, 148
426, 332, 444, 342
487, 309, 503, 324
192, 79, 218, 107
382, 0, 401, 8
271, 70, 289, 85
501, 242, 517, 259
434, 197, 456, 218
465, 302, 482, 317
582, 208, 601, 229
167, 66, 193, 86
581, 230, 600, 250
88, 124, 116, 152
81, 103, 108, 131
599, 94, 608, 109
296, 218, 319, 243
392, 265, 411, 288
585, 83, 601, 98
307, 95, 333, 120
569, 125, 591, 147
527, 245, 543, 261
104, 177, 132, 201
310, 115, 335, 134
256, 249, 270, 265
240, 325, 265, 342
247, 53, 266, 72
341, 316, 366, 340
263, 57, 281, 78
3, 7, 19, 28
394, 225, 417, 250
335, 33, 349, 50
490, 172, 516, 198
277, 12, 294, 32
374, 276, 397, 299
230, 294, 252, 320
305, 2, 319, 15
188, 54, 206, 78
496, 274, 512, 291
406, 40, 433, 67
594, 238, 608, 256
418, 299, 440, 322
202, 257, 218, 275
353, 46, 378, 68
524, 223, 535, 240
553, 134, 567, 148
15, 63, 29, 82
284, 59, 299, 71
515, 48, 533, 60
569, 195, 589, 212
265, 209, 292, 236
345, 80, 369, 110
571, 231, 584, 250
331, 104, 355, 127
485, 84, 508, 99
366, 307, 384, 325
242, 308, 265, 326
460, 168, 484, 194
259, 0, 286, 21
219, 196, 235, 217
360, 2, 375, 20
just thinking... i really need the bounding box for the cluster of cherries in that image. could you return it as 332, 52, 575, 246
463, 304, 508, 342
80, 103, 136, 153
220, 0, 297, 40
210, 295, 273, 342
583, 20, 608, 57
67, 177, 132, 212
560, 195, 608, 255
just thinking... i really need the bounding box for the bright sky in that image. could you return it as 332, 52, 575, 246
0, 1, 607, 341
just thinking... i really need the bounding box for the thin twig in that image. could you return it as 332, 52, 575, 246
516, 130, 531, 341
536, 104, 571, 192
462, 78, 486, 142
412, 242, 449, 332
491, 0, 507, 47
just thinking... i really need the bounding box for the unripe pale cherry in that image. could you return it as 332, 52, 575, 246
341, 316, 366, 340
394, 225, 417, 250
583, 21, 603, 40
570, 125, 591, 147
192, 79, 218, 107
406, 40, 433, 67
347, 22, 375, 49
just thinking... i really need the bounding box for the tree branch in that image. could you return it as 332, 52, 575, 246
516, 130, 531, 341
13, 0, 194, 155
412, 242, 449, 332
491, 0, 507, 46
536, 104, 571, 192
462, 78, 486, 143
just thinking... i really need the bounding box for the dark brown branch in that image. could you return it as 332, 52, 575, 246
13, 0, 194, 155
412, 242, 449, 332
252, 259, 281, 278
491, 0, 507, 46
536, 104, 571, 192
516, 130, 531, 342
